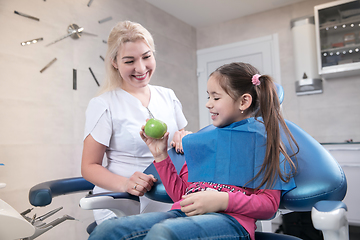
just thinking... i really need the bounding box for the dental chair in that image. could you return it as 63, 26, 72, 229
28, 85, 348, 240
28, 122, 348, 240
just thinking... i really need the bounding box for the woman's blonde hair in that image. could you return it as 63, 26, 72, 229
98, 21, 155, 95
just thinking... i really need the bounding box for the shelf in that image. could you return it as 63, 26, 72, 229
315, 0, 360, 78
321, 142, 360, 145
319, 17, 360, 30
321, 43, 360, 53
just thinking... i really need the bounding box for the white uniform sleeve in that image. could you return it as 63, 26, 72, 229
84, 97, 112, 147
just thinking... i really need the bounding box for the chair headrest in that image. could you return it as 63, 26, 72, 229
275, 83, 284, 104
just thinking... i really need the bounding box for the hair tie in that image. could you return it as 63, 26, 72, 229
252, 74, 261, 86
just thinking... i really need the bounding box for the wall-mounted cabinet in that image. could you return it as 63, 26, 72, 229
315, 0, 360, 78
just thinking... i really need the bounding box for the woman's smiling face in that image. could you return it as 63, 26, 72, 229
114, 39, 156, 92
205, 75, 243, 127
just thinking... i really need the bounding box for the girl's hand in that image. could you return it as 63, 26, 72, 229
180, 191, 229, 216
170, 129, 192, 154
140, 125, 169, 162
125, 171, 157, 196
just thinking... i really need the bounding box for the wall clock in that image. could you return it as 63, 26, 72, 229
13, 1, 114, 90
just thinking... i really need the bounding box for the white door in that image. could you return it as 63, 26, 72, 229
197, 34, 281, 129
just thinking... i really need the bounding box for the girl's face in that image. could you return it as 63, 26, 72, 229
113, 39, 156, 92
206, 76, 243, 127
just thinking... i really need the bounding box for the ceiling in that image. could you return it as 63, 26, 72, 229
145, 0, 309, 28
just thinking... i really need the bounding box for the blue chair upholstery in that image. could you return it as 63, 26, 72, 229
29, 177, 94, 207
143, 147, 185, 203
280, 120, 347, 211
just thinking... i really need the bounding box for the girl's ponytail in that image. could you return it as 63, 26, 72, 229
253, 75, 298, 189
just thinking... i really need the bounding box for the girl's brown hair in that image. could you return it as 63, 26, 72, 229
210, 62, 298, 190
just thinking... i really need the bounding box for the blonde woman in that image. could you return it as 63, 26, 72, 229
81, 21, 188, 224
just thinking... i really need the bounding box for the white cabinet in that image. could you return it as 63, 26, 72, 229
322, 143, 360, 226
314, 0, 360, 78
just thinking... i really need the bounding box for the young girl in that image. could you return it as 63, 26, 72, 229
88, 62, 298, 240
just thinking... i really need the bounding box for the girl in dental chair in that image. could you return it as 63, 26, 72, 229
88, 62, 299, 240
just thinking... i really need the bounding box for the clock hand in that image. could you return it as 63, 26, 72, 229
46, 24, 97, 46
82, 31, 98, 37
68, 24, 97, 39
46, 27, 83, 46
68, 23, 83, 39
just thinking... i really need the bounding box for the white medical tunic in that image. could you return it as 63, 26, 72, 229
84, 85, 188, 223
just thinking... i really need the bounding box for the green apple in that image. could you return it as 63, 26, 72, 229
144, 118, 167, 139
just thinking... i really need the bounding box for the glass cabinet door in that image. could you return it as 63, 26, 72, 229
315, 0, 360, 78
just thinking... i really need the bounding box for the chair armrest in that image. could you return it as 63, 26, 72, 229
79, 192, 140, 217
144, 163, 173, 203
29, 177, 94, 207
143, 147, 185, 204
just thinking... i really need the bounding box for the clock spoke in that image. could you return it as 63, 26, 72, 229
98, 16, 112, 24
73, 69, 77, 90
89, 67, 100, 87
87, 0, 94, 7
14, 10, 39, 21
40, 58, 57, 73
21, 37, 43, 46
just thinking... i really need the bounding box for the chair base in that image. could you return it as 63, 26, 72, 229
255, 232, 302, 240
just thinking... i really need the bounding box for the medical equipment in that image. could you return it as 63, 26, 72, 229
0, 165, 77, 240
0, 196, 77, 240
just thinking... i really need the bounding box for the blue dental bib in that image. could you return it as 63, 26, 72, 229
182, 118, 296, 192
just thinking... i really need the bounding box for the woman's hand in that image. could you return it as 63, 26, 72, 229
125, 171, 157, 196
82, 134, 157, 195
180, 191, 229, 216
170, 129, 192, 154
140, 125, 169, 162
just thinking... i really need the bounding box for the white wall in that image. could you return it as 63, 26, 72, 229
0, 0, 197, 239
197, 0, 360, 143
